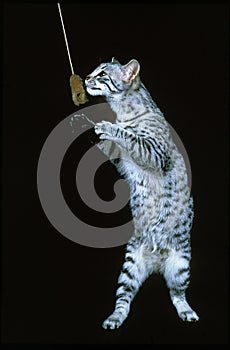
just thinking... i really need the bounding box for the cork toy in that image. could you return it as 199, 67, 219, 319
57, 3, 88, 106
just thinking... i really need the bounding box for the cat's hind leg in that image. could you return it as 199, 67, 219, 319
102, 243, 151, 330
163, 250, 199, 322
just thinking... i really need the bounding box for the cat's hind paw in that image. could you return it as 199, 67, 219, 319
102, 313, 124, 330
179, 310, 199, 322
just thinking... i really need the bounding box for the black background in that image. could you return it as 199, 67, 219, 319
1, 2, 229, 345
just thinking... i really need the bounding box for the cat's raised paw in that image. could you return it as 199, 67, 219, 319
94, 121, 115, 141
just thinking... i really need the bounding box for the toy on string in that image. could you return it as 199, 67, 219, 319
57, 3, 88, 106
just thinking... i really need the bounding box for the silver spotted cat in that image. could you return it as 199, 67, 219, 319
85, 57, 199, 329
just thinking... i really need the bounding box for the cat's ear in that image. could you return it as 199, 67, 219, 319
122, 59, 140, 83
111, 57, 120, 64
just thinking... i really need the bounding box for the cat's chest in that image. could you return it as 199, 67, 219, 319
116, 155, 163, 193
116, 154, 145, 183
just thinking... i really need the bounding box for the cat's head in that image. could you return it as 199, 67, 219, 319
85, 58, 140, 98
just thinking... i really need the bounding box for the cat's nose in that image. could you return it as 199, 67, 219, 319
85, 75, 91, 81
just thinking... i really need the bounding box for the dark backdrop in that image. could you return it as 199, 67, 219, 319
1, 2, 229, 345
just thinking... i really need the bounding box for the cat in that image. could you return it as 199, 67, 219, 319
85, 57, 199, 329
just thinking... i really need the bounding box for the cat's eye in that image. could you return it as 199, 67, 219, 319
98, 71, 107, 77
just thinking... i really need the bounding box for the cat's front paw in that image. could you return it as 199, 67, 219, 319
94, 121, 116, 141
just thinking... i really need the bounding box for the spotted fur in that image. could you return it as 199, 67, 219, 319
85, 58, 199, 329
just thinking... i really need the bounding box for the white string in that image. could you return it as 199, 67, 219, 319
57, 3, 74, 75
